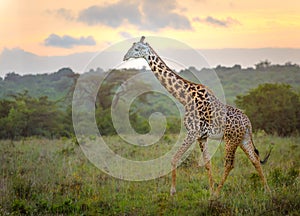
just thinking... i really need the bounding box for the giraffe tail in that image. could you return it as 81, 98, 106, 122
254, 145, 273, 165
248, 127, 273, 165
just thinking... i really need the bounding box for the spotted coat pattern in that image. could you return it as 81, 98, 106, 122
123, 38, 271, 198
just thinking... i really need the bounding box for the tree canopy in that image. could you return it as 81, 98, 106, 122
0, 91, 70, 139
236, 83, 300, 136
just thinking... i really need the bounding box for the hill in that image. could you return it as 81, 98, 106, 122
0, 68, 76, 101
0, 62, 299, 106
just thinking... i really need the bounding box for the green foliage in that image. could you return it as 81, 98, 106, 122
0, 136, 299, 215
0, 63, 299, 215
0, 68, 75, 101
236, 83, 300, 136
94, 69, 152, 135
0, 91, 71, 139
95, 107, 117, 136
93, 69, 182, 136
11, 199, 32, 215
270, 167, 299, 187
0, 63, 299, 139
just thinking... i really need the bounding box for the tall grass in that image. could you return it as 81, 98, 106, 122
0, 135, 299, 215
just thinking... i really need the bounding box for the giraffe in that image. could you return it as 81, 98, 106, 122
123, 36, 272, 198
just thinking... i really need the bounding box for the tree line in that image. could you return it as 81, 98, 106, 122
0, 69, 182, 140
0, 91, 72, 139
0, 64, 299, 140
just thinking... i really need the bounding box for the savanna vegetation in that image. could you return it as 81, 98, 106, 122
0, 135, 299, 215
0, 61, 299, 215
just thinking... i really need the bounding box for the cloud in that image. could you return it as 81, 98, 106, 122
55, 8, 75, 21
77, 0, 191, 31
141, 0, 191, 30
78, 1, 142, 27
46, 8, 75, 21
194, 16, 241, 27
44, 34, 96, 48
119, 32, 133, 39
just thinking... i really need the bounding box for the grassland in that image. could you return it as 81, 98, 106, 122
0, 134, 299, 215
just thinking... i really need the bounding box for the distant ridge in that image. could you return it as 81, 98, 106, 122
201, 48, 300, 69
1, 47, 300, 77
0, 48, 96, 76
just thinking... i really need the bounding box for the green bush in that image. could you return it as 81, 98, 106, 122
236, 83, 300, 136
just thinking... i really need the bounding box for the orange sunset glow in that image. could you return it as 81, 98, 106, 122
0, 0, 299, 75
1, 0, 299, 55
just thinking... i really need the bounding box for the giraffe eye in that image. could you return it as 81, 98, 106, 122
134, 48, 139, 51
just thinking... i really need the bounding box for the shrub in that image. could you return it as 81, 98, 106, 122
236, 83, 300, 136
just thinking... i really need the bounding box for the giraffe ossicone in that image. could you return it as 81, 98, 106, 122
123, 36, 272, 198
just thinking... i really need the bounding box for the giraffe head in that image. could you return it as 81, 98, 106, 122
123, 36, 151, 61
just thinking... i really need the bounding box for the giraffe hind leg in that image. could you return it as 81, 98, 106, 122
240, 134, 271, 193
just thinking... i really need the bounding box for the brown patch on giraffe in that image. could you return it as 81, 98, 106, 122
179, 89, 185, 99
174, 83, 181, 90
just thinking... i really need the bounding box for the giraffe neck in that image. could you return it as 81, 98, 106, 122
144, 46, 191, 105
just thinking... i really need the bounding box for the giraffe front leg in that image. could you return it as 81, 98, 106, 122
198, 138, 214, 195
170, 165, 177, 196
170, 132, 196, 196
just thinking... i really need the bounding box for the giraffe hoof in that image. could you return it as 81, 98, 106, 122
170, 187, 176, 196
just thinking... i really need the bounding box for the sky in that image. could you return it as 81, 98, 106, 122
0, 0, 300, 74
